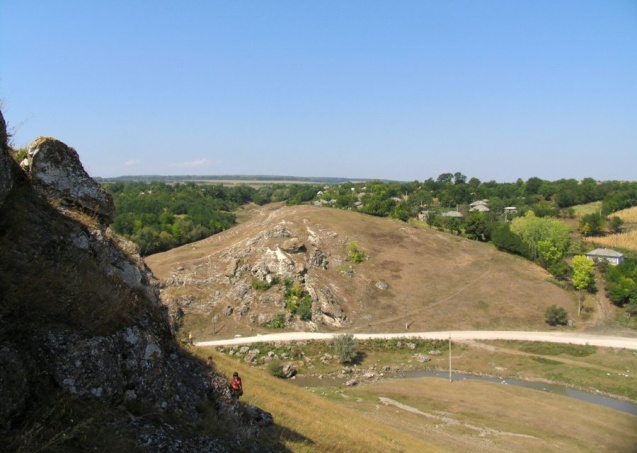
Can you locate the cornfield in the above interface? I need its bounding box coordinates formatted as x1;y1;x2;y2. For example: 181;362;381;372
611;206;637;224
586;229;637;251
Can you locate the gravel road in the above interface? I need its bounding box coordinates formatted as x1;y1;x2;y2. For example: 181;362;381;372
195;330;637;350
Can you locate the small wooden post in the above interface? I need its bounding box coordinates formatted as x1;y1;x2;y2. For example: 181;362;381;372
448;334;452;382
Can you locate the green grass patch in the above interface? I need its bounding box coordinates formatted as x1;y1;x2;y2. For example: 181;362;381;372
518;342;597;357
530;356;562;365
251;279;272;291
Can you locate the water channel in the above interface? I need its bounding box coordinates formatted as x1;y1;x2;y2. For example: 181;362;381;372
293;370;637;416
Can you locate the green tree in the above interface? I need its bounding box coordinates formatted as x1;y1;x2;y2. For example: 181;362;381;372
445;217;463;235
572;255;595;317
604;259;637;307
464;212;489;241
491;223;531;259
334;333;357;363
579;212;604;236
548;260;571;280
537;240;563;268
608;216;624;234
510;211;571;264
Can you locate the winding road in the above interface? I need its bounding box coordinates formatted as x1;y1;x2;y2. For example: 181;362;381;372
195;330;637;350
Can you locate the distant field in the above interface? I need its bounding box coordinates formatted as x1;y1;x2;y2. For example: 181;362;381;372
97;174;374;185
572;201;602;217
188;179;321;187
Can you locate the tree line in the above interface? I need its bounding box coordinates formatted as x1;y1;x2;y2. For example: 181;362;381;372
104;181;324;255
105;174;637;258
104;174;637;321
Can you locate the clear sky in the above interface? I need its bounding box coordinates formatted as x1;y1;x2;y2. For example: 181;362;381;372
1;1;636;182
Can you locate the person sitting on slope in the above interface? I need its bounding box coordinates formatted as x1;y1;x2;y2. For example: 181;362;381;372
229;371;243;397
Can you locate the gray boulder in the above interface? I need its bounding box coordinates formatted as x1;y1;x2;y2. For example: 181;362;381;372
27;137;115;225
414;353;431;363
281;362;297;379
281;237;305;253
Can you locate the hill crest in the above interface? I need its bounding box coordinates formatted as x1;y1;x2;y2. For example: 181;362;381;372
147;203;575;339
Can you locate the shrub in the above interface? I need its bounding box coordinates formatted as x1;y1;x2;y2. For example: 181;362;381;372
348;241;367;263
251;279;271;291
267;358;284;377
296;295;313;321
334;333;357;363
545;305;568;326
283;279;312;320
273;313;286;328
10;146;27;164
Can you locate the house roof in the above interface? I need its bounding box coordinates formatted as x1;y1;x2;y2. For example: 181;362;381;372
469;200;489;207
469;205;490;212
441;211;463;218
585;248;624;258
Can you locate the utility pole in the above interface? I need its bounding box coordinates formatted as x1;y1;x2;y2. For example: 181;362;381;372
448;334;452;383
211;310;218;335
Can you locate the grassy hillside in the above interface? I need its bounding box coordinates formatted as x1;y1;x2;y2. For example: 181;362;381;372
201;344;637;453
147;203;579;342
204;349;442;452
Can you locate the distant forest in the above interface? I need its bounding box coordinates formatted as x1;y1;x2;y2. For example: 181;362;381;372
105;181;323;255
104;173;637;257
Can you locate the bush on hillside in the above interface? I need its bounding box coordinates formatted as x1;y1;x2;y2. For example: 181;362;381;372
334;333;357;363
545;305;569;326
267;358;284;378
251;279;272;291
348;241;367;263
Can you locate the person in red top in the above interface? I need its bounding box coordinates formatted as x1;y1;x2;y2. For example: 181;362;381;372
230;372;243;397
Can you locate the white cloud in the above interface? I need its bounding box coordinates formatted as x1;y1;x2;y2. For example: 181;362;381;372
124;159;141;167
171;158;209;168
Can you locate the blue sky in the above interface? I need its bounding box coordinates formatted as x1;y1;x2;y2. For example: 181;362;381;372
1;1;636;182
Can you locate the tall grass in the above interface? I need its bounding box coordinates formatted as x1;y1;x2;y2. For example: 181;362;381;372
572;201;602;217
206;349;442;452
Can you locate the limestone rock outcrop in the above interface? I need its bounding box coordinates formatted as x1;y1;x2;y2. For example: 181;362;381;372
0;109;271;451
27;136;115;225
158;213;351;330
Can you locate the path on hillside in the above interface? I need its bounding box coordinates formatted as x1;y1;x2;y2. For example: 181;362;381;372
194;330;637;350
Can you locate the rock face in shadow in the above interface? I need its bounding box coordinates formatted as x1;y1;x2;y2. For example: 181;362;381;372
27;136;115;225
0;110;271;452
0;110;13;207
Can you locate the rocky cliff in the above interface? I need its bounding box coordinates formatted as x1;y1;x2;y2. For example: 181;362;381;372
0;110;271;452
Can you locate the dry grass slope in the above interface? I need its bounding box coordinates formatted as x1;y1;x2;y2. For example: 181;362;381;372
207;350;442;452
147;204;577;339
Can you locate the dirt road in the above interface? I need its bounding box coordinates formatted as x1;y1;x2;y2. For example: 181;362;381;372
195;330;637;350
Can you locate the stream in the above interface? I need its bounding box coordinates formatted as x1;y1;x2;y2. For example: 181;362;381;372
292;370;637;415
